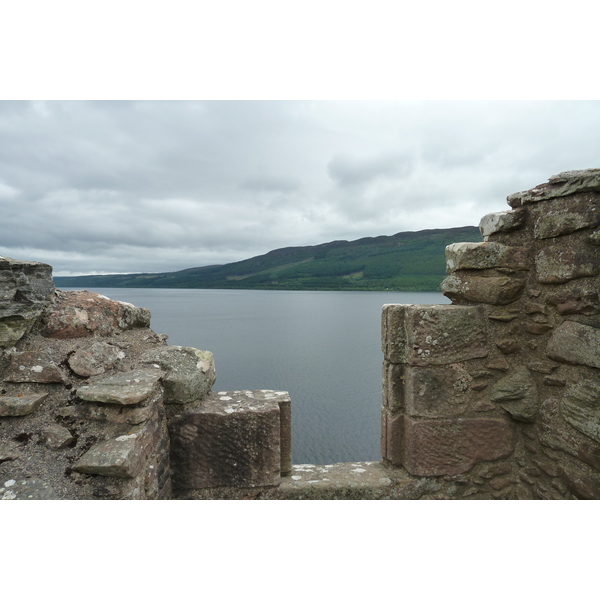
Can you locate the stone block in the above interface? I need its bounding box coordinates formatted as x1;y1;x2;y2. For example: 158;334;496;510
76;369;164;405
539;397;600;472
42;290;151;339
3;350;66;383
72;421;157;478
532;193;600;239
479;209;526;239
490;367;539;423
169;390;285;490
381;408;403;465
40;425;74;449
546;321;600;369
382;361;404;411
401;416;516;476
0;392;48;417
445;242;529;273
0;256;55;348
507;169;600;207
535;247;600;284
442;273;525;305
404;365;474;418
560;381;600;444
68;341;122;377
142;346;216;404
382;304;488;365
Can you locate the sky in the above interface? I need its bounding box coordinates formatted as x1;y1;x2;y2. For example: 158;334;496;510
2;100;600;276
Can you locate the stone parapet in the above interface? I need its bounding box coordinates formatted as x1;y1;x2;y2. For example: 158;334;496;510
382;169;600;499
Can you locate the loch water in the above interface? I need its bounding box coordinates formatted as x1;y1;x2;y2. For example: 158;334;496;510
65;288;448;464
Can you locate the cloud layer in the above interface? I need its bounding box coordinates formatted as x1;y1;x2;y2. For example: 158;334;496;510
2;100;599;275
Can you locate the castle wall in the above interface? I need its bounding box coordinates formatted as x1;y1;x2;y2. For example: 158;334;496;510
382;169;600;499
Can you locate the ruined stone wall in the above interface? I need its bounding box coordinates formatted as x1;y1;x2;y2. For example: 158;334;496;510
382;169;600;499
0;258;218;499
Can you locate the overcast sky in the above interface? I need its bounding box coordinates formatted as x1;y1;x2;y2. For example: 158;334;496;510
1;100;599;276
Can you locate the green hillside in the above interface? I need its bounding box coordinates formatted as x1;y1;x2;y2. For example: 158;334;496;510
53;226;481;292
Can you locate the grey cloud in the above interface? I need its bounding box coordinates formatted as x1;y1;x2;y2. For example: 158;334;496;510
1;100;600;276
327;152;414;186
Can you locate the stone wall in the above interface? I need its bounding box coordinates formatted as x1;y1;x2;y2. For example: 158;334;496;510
382;169;600;499
3;168;599;500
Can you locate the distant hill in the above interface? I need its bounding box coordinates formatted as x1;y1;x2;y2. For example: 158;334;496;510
53;226;481;292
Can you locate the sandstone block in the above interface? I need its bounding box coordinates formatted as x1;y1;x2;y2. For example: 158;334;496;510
42;290;151;339
0;392;48;417
382;361;404;411
445;242;529;273
68;341;122;377
546;321;600;369
532;194;600;239
40;425;74;449
560;381;600;444
382;304;488;365
490;367;539;423
169;390;286;489
535;248;600;284
507;169;600;207
76;369;164;405
441;273;525;305
381;409;403;465
3;350;66;383
142;346;216;404
72;422;156;478
401;416;516;476
404;365;475;418
539;397;600;472
479;210;526;239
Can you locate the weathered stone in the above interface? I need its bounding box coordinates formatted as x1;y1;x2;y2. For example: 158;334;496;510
561;381;600;444
535;248;600;284
142;346;215;404
0;441;21;462
42;290;151;339
496;338;520;354
524;322;553;335
479;209;527;239
39;425;74;449
72;422;155;478
532;194;600;239
507;169;600;207
445;242;529;273
486;357;509;371
539;397;600;472
527;360;557;374
590;229;600;245
169;390;284;489
490;367;539;423
441;273;525;305
57;402;157;425
0;256;55;348
382;361;404;411
546;321;600;369
76;369;164;405
404;365;475;418
381;409;403;466
401;416;516;477
547;288;599;316
382;304;488;365
0;393;47;417
543;376;566;387
3;350;66;383
0;478;58;500
68;341;122;377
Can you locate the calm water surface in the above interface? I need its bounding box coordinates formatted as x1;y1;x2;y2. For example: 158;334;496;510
66;288;448;464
